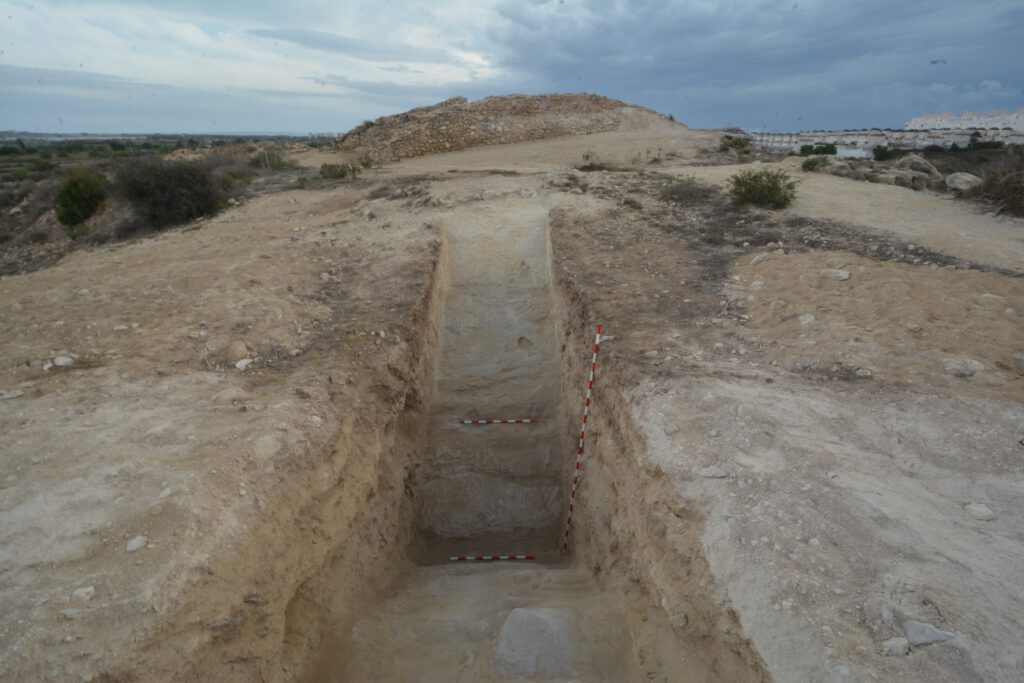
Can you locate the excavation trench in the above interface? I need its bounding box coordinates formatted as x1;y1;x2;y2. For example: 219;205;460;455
299;198;766;682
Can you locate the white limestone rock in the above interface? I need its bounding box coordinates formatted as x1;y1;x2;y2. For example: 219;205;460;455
965;502;995;521
945;172;983;192
902;620;954;646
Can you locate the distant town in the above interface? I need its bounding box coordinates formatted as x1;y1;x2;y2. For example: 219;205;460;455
749;107;1024;157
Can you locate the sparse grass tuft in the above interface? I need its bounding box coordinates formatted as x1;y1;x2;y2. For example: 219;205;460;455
659;175;716;204
320;163;362;180
575;150;622;172
728;169;798;209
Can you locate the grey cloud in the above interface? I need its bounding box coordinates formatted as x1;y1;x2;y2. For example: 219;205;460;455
484;0;1024;130
250;28;452;63
0;64;364;133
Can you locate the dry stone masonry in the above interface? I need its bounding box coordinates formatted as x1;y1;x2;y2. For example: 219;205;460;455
336;93;653;161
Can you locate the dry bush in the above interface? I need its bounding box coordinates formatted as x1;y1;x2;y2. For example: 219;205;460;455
659;175;716;204
728;169;798;209
801;156;829;172
719;135;753;154
971;147;1024;217
320;163;362;180
115;158;223;228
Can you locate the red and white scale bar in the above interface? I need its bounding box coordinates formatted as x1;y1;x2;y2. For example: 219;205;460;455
562;324;603;553
448;554;535;562
460;418;538;425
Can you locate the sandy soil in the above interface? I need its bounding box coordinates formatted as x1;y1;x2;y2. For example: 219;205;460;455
2;108;1023;682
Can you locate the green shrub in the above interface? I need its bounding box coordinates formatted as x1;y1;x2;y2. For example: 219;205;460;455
719;135;753;154
873;145;895;161
115;159;222;227
801;143;837;156
320;163;362;179
801;156;829;172
55;169;107;230
659;175;715;204
727;169;797;209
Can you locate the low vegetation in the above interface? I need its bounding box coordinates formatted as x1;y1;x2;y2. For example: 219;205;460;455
55;169;107;232
970;147;1024;216
801;156;829;172
872;145;896;161
727;169;798;209
659;175;716;204
576;150;622;172
800;143;837;156
719;134;753;154
115;159;222;228
320;163;362;180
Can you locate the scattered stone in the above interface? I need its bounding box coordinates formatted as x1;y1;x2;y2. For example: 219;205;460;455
53;356;74;367
699;466;728;478
227;341;249;362
235;358;254;371
799;314;816;327
113;324;129;332
751;253;771;266
72;586;95;602
9;206;23;216
227;197;238;206
944;172;983;192
881;637;910;656
944;358;984;378
902;619;954;646
494;607;577;677
854;368;873;378
126;535;147;553
60;609;83;620
158;487;172;499
0;389;25;400
965;502;995;521
820;268;851;281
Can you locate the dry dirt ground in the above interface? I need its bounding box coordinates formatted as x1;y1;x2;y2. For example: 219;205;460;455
1;110;1023;682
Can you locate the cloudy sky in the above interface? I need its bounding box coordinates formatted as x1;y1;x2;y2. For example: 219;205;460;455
1;0;1022;135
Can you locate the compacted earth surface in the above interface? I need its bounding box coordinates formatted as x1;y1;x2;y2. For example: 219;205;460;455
1;101;1023;682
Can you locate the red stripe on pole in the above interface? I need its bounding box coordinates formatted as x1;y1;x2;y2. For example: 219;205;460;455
562;324;602;553
448;554;535;562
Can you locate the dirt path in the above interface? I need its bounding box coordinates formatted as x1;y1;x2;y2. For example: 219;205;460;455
683;160;1024;272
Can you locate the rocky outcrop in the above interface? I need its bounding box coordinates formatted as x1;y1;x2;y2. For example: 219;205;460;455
337;93;661;162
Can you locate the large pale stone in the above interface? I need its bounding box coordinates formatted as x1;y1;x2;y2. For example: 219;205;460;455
494;607;577;677
945;172;983;191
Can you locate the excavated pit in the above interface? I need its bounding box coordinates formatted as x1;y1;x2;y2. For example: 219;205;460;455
299;197;766;682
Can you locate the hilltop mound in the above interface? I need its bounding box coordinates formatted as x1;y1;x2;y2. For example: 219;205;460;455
337;93;674;161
